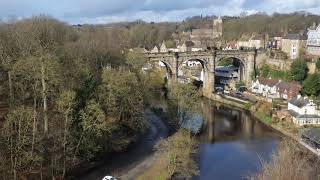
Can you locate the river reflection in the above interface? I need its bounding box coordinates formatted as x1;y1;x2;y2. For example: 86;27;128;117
197;100;280;180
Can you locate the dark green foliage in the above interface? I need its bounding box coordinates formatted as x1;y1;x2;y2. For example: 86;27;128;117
302;73;320;96
269;69;292;82
218;58;233;66
290;59;309;82
316;58;320;71
261;65;270;78
259;65;291;82
236;81;246;90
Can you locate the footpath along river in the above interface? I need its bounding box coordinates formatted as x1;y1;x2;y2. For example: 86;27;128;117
76;99;281;180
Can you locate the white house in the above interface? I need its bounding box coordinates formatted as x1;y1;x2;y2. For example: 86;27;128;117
251;77;302;100
307;24;320;56
151;46;159;53
288;95;320;126
160;41;168;53
168;48;179;52
182;60;201;67
251;77;279;98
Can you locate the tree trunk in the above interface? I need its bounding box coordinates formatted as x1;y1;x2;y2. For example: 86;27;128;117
8;71;13;105
41;61;48;137
73;134;83;164
31;96;37;156
62;114;68;177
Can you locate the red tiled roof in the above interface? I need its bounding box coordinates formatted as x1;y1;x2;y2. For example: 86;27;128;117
257;77;279;87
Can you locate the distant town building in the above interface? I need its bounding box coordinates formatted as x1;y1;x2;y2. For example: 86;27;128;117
273;37;283;50
307;24;320;56
302;128;320;151
160;41;168;53
172;17;223;47
191;44;207;52
191;29;213;40
212;16;223;38
183;60;202;67
288;95;320;126
224;41;237;50
251;77;279;98
281;34;307;59
178;41;195;52
168;48;179;52
215;65;239;85
237;35;265;49
251;77;302;100
151;46;159;53
275;81;302;100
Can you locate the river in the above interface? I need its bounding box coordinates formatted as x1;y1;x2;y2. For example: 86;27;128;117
195;100;280;180
76;99;280;180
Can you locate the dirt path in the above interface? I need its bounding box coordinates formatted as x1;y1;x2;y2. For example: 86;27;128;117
78;110;169;180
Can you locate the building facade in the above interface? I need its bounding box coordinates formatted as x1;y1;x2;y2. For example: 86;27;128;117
159;41;168;53
307;24;320;56
237;35;264;49
288;96;320;126
251;77;302;100
151;46;159;53
213;16;223;38
281;34;307;59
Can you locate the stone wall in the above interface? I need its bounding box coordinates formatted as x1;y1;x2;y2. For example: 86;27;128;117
307;62;316;74
265;58;292;71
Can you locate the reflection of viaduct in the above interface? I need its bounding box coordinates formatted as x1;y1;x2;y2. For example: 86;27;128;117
144;50;264;98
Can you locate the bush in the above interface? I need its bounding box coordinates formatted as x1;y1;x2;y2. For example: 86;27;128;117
250;140;319;180
138;130;198;180
244;103;252;110
255;111;273;125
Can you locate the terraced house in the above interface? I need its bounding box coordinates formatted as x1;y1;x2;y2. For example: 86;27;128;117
251;77;301;100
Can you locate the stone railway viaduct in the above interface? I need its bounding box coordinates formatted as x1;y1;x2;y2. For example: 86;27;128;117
144;50;265;98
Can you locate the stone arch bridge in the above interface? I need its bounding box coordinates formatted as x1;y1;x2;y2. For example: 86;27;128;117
144;50;263;98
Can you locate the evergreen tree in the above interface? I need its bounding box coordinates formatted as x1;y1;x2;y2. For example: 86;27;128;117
290;59;308;82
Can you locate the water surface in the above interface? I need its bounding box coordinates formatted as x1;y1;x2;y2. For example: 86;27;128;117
197;101;280;180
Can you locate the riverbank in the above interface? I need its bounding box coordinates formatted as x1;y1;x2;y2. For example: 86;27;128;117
210;93;318;156
137;130;198;180
70;109;169;180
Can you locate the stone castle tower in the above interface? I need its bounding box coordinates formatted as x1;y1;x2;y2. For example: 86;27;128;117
213;16;223;38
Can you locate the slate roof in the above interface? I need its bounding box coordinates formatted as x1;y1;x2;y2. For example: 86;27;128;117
302;128;320;145
283;34;307;40
289;110;320;119
251;35;264;40
289;96;310;108
276;81;302;94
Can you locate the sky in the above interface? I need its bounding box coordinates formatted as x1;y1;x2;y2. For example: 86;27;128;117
0;0;320;24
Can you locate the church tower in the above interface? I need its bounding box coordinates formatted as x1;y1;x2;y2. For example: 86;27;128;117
213;16;223;38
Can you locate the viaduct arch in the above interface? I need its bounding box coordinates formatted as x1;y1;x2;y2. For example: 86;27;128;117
144;50;261;98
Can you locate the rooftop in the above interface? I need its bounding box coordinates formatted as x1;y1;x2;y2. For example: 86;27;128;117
276;81;302;93
289;96;311;108
257;77;279;87
302;128;320;145
283;33;307;40
289;110;320;119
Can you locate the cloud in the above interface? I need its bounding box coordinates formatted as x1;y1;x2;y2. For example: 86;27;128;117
0;0;319;24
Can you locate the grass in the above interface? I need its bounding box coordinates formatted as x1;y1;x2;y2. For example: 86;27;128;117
244;103;252;110
255;110;273;125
